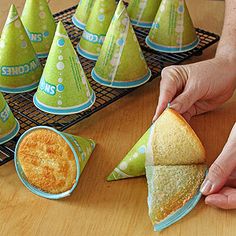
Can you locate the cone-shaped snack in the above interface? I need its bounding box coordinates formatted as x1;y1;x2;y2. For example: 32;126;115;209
0;5;43;93
92;0;151;88
146;0;199;53
127;0;161;28
33;22;96;115
72;0;95;30
146;164;207;231
0;92;20;144
21;0;56;58
14;126;96;199
107;108;206;181
77;0;116;60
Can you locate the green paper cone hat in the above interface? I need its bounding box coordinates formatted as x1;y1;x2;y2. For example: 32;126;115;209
14;126;96;199
107;108;206;181
92;0;151;88
0;5;43;93
72;0;95;30
77;0;116;61
21;0;56;58
127;0;161;28
146;0;199;53
0;92;20;144
33;22;96;115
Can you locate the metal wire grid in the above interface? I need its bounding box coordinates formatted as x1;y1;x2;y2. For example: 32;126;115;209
0;5;220;165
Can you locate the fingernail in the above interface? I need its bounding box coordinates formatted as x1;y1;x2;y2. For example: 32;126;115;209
200;179;213;195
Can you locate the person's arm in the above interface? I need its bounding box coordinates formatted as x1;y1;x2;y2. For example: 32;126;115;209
200;123;236;209
153;0;236;122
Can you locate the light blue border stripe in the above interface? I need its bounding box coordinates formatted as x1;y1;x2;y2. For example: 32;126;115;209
0;82;39;93
91;69;152;88
37;52;49;59
0;120;20;144
14;126;81;200
130;19;153;29
33;91;96;115
146;36;199;53
72;16;86;30
77;43;99;61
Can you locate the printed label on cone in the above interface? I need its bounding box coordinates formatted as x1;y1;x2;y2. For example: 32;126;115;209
0;5;43;93
0;92;20;144
34;22;96;115
146;0;199;53
21;0;56;58
92;1;151;88
77;0;116;60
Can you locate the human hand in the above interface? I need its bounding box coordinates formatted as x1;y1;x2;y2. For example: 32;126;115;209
200;123;236;209
153;57;236;122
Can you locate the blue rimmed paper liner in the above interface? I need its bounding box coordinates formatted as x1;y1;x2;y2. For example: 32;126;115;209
149;189;203;231
0;120;20;144
14;126;96;199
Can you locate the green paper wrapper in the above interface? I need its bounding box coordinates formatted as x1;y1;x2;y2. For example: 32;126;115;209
127;0;161;28
0;5;43;93
146;0;199;53
14;126;96;199
107;127;151;181
34;22;96;115
0;92;20;144
92;0;151;88
72;0;95;30
77;0;116;60
21;0;56;58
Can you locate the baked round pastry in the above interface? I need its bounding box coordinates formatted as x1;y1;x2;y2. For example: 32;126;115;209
17;128;77;194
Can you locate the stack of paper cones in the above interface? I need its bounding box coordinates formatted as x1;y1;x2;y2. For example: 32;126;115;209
92;0;151;88
77;0;116;60
72;0;95;30
0;92;20;144
146;0;199;53
21;0;56;58
33;22;96;115
127;0;161;28
0;5;43;93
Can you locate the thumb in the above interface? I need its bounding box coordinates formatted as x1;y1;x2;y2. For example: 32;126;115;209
200;123;236;195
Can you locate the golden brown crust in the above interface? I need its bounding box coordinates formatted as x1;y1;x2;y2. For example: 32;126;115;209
17;129;77;194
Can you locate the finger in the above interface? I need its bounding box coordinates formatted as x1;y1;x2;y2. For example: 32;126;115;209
226;178;236;188
153;67;181;122
201;124;236;195
181;105;198;122
205;187;236;209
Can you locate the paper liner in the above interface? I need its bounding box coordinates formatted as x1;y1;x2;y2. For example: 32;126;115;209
21;0;56;58
127;0;161;28
77;0;116;61
72;0;95;30
146;166;208;231
33;22;96;115
14;126;96;199
0;5;43;93
0;92;20;144
107;127;151;181
92;0;151;88
146;0;199;53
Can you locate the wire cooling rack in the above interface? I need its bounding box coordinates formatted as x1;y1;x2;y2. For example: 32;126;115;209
0;5;220;165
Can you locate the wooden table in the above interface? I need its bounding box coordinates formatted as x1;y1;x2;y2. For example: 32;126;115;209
1;1;235;236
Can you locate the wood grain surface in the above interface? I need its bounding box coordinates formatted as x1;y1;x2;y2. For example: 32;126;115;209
1;1;235;236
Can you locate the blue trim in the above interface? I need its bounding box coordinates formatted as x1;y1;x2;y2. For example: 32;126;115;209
0;120;20;144
33;91;96;115
91;68;152;88
130;19;153;29
72;16;86;30
37;52;49;59
76;43;99;61
14;126;81;200
146;36;199;53
0;81;39;93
